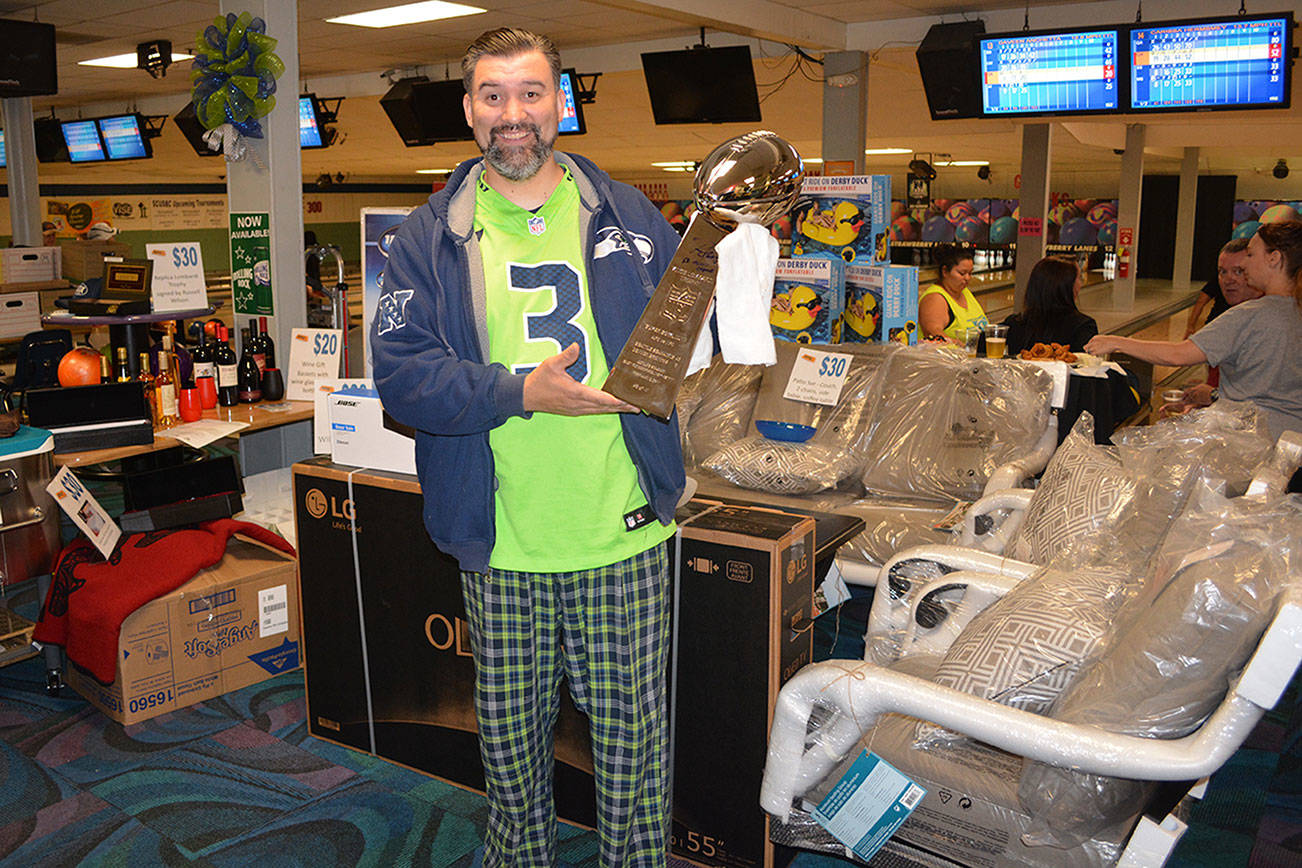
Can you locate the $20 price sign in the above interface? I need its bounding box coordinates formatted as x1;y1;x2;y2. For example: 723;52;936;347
286;328;344;401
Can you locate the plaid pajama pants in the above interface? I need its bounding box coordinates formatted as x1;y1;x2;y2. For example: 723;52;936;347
460;543;671;868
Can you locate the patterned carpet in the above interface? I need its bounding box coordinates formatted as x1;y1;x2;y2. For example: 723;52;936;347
1;578;1297;867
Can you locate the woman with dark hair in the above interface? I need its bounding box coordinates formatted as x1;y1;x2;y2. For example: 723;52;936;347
1001;256;1098;355
919;244;987;342
1087;221;1302;441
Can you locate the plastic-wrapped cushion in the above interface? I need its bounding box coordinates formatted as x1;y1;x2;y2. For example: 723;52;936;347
1006;414;1136;564
703;343;886;494
914;563;1137;751
859;347;1053;501
833;498;959;566
1018;494;1302;849
1113;399;1272;497
676;356;763;471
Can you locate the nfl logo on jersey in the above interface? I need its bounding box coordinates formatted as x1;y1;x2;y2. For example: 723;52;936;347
527;215;546;236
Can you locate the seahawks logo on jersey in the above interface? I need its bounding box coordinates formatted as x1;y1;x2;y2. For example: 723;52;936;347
592;226;654;264
376;289;415;335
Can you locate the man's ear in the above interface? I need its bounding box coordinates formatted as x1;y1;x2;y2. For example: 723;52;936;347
463;92;473;130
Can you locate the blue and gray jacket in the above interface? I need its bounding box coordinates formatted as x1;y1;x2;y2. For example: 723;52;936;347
371;152;686;573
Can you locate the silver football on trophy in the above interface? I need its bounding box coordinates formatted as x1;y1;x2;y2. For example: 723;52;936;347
694;131;804;227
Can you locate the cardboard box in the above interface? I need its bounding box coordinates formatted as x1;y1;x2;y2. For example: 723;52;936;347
792;175;892;266
0;292;42;339
328;383;417;475
843;263;920;345
293;461;819;863
672;503;815;868
771;256;845;344
58;239;131;281
66;536;301;725
0;246;60;283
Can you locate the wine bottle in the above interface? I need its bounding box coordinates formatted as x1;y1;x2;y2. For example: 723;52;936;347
248;318;266;374
137;351;158;427
191;326;215;383
237;326;262;403
259;316;276;369
161;332;183;388
99;353;112;384
156;349;179;428
214;325;239;407
114;347;132;382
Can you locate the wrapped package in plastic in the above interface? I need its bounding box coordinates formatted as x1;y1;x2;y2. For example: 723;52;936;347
1113;399;1272;497
1018;492;1302;849
860;347;1054;501
832;497;960;567
1005;414;1135;565
913;562;1139;752
703;343;889;494
676;356;763;471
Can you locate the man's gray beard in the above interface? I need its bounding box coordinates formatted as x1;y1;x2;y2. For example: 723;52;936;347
483;123;552;181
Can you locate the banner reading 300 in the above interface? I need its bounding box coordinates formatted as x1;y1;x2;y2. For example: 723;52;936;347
229;212;273;316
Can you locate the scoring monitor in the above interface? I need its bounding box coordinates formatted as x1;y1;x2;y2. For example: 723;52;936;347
1130;14;1292;110
981;29;1120;116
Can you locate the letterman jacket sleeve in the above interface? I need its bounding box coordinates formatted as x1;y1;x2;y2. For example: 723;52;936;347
371;208;528;436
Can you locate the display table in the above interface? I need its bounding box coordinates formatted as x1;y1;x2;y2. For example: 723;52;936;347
55;401;315;475
42;306;216;377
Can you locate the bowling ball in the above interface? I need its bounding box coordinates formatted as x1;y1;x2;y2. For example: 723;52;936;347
1049;201;1079;225
890;200;908;221
890;215;920;241
1232;220;1261;240
1097;220;1118;247
987;199;1011;221
1232;201;1258;225
1260;204;1300;224
1087;201;1118;226
921;215;956;242
1011;204;1020;221
989;215;1018;245
1073;198;1094;215
1059;216;1098;246
932;198;954;214
955;216;988;244
946;201;975;224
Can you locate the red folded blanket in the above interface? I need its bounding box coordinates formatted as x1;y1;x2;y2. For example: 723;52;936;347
34;519;295;685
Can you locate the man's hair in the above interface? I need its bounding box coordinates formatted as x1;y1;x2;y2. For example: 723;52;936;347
462;28;561;93
1220;237;1249;256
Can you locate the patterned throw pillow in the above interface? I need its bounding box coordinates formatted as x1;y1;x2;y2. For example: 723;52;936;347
703;437;855;494
914;563;1134;750
1006;414;1135;563
911;564;1135;754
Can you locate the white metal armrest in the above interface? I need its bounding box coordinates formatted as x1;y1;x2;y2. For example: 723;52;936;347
984;412;1059;493
896;570;1025;658
955;487;1036;551
762;592;1302;820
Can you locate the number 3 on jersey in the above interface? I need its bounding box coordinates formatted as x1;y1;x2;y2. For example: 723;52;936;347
508;262;590;382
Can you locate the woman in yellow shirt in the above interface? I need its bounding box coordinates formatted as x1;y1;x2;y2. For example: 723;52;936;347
919;244;988;342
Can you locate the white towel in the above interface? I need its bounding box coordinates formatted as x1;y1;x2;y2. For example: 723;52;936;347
685;219;779;375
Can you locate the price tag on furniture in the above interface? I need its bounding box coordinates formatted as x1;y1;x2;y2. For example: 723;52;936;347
783;349;852;406
146;241;208;312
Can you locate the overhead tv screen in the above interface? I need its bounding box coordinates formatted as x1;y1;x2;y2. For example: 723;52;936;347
1130;14;1292;111
980;28;1120;116
641;45;763;124
98;114;152;160
0;129;5;168
62;120;106;163
557;68;586;135
0;19;56;97
299;95;326;148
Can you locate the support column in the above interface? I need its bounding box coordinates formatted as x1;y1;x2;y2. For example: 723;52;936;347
220;0;305;363
821;51;867;174
2;98;42;247
1113;123;1146;309
1171;147;1200;291
1013;123;1052;312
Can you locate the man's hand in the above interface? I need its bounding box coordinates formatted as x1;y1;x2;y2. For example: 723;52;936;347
523;344;638;416
1084;334;1123;356
1182;383;1216;408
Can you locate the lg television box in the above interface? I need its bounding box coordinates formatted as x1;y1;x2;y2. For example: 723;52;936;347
792;175;891;265
771;256;845;344
66;536;301;725
843;264;919;345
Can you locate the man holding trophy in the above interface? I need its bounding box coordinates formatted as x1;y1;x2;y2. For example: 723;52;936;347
372;26;800;867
